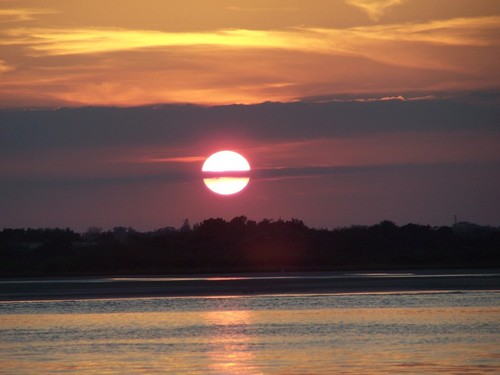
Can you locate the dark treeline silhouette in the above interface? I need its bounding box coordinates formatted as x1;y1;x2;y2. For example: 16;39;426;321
1;218;499;277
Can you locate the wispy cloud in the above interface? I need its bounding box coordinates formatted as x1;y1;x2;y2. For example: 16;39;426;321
142;156;206;163
2;27;294;56
347;16;500;46
252;161;490;181
226;6;298;13
0;8;57;23
3;15;498;56
0;59;14;73
1;11;498;106
345;0;407;21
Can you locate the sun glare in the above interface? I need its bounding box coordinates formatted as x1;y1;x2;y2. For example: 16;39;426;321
202;151;250;172
202;151;250;195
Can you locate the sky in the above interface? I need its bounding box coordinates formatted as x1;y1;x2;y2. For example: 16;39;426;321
1;0;499;231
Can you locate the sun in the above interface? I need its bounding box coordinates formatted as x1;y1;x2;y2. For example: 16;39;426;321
202;151;250;195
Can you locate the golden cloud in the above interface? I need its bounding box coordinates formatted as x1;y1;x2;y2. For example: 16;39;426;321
0;14;498;106
2;15;497;57
3;27;294;56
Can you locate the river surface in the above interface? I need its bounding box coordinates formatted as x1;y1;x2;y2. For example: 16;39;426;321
1;285;499;374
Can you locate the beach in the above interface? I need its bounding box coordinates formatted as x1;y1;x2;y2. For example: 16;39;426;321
1;269;499;301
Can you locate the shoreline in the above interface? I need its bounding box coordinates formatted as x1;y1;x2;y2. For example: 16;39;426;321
1;269;499;301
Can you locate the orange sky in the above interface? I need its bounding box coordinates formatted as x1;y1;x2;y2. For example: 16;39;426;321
1;0;499;107
1;1;500;230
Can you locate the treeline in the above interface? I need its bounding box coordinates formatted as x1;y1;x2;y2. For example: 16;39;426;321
1;217;499;276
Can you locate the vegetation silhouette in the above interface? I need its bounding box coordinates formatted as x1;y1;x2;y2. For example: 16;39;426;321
1;218;499;277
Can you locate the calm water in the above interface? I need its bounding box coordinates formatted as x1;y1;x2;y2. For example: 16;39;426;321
1;291;499;374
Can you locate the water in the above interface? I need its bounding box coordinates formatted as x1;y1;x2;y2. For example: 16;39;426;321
1;291;499;374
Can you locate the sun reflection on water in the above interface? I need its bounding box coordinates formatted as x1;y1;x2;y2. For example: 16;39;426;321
0;293;498;374
203;309;262;374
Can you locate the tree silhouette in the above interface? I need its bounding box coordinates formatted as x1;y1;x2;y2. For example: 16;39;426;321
0;219;498;276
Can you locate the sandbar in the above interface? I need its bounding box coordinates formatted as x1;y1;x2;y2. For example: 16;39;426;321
1;269;499;301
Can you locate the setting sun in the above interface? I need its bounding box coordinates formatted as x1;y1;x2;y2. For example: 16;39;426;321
202;151;250;195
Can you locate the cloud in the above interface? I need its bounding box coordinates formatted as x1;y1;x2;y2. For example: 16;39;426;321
1;100;498;153
226;6;298;13
0;59;14;73
252;160;500;182
3;15;498;56
0;15;499;106
0;8;57;23
4;159;499;190
347;16;500;46
1;101;499;195
2;27;294;56
141;156;206;163
345;0;406;21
